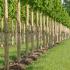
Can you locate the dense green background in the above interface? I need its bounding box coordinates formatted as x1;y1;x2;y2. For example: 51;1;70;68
0;0;70;27
63;0;70;16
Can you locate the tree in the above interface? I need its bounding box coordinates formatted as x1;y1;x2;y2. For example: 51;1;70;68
4;0;9;70
16;0;21;62
63;0;70;15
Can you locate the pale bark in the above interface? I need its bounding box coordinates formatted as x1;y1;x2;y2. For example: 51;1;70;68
48;17;52;48
1;18;4;31
50;18;53;47
42;15;45;48
55;22;58;43
16;0;21;62
36;11;39;49
31;9;34;51
12;20;14;46
54;20;56;44
52;19;55;45
45;16;48;48
25;4;29;54
57;23;59;43
4;0;9;70
46;16;49;48
40;12;42;49
59;23;61;42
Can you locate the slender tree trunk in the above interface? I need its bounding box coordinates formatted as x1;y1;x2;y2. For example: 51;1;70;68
38;12;40;49
58;23;60;42
1;18;4;32
46;16;49;48
57;23;59;43
31;9;34;51
16;0;21;62
50;18;53;47
4;0;9;70
60;24;62;41
64;26;66;40
40;12;42;49
42;14;44;48
48;17;52;48
56;22;58;43
36;11;39;49
63;25;65;40
64;26;65;40
52;19;54;45
59;23;61;42
1;18;4;47
12;20;14;46
69;29;70;38
45;16;47;48
53;20;56;44
42;15;45;48
25;4;29;54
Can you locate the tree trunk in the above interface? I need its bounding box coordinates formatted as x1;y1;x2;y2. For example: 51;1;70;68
31;9;34;51
39;13;43;49
12;20;14;46
36;11;39;49
46;16;49;48
4;0;9;70
16;0;21;62
1;18;4;31
25;4;29;55
50;18;53;47
53;20;56;44
42;15;45;48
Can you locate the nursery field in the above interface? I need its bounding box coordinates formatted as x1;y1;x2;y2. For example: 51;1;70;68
0;41;37;68
26;39;70;70
0;0;70;69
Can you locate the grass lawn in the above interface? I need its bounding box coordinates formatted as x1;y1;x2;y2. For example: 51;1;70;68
0;41;38;67
26;39;70;70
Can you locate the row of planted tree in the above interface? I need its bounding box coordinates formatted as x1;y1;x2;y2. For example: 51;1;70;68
0;0;70;70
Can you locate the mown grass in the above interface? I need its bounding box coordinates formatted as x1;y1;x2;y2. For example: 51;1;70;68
0;41;38;67
26;39;70;70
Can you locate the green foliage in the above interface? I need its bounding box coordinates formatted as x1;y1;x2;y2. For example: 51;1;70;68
0;0;70;28
0;0;3;17
28;0;70;28
8;0;16;18
26;39;70;70
63;0;70;16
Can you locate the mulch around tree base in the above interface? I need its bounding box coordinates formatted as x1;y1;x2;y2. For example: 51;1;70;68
1;47;48;70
